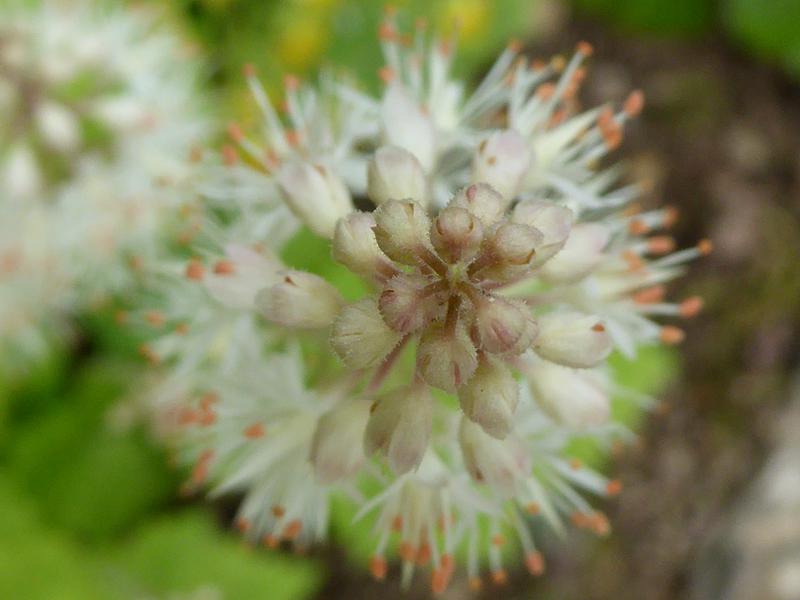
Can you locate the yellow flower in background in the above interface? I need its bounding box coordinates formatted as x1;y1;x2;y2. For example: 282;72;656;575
275;11;330;71
438;0;490;44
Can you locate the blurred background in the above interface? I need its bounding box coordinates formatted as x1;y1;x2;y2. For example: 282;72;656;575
2;0;800;599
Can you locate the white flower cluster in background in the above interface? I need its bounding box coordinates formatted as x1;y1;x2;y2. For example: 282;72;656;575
0;1;208;365
142;12;707;593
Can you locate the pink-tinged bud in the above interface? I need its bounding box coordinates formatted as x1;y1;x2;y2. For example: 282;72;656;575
256;270;343;329
276;161;353;239
478;222;544;282
449;183;507;227
416;324;478;393
372;199;431;265
473;296;538;355
511;200;574;264
368;145;428;206
204;244;283;309
533;313;612;368
473;130;532;200
364;385;432;474
310;398;372;484
522;359;610;429
331;298;403;368
332;212;388;278
379;274;439;333
430;206;484;263
539;223;609;283
458;355;519;439
458;417;528;496
381;84;436;172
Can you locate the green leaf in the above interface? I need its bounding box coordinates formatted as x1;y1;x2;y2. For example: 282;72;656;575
109;511;324;599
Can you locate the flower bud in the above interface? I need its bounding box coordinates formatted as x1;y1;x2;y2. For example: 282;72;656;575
332;212;388;279
379;274;440;334
331;298;403;368
458;417;528;496
478;222;544;282
539;223;609;283
381;84;436;172
276;161;353;239
449;183;507;227
205;244;283;309
511;200;573;264
430;206;484;263
416;324;478;393
256;270;343;329
533;313;612;368
372;199;431;265
310;398;372;484
367;145;427;207
458;355;519;439
522;359;610;429
472;130;532;200
364;385;432;474
473;296;538;355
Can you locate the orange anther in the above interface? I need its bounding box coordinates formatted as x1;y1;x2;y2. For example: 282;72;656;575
370;555;387;580
526;502;541;515
592;322;606;332
663;205;679;227
660;325;685;345
491;534;506;547
242;63;256;77
628;218;650;235
391;515;403;532
399;541;416;562
468;576;483;591
145;311;165;327
491;569;508;585
227;122;244;143
508;38;522;53
213;260;235;275
537;82;555;100
697;238;713;255
378;66;395;84
606;479;623;496
139;344;160;365
221;144;239;166
175;322;189;335
577;40;594;56
283;519;302;540
647;235;676;255
624;90;645;117
264;534;279;549
679;296;704;318
633;285;666;304
272;505;285;518
284;74;300;91
244;422;266;439
525;551;545;576
417;543;431;565
236;518;251;533
285;129;301;146
569;457;583;470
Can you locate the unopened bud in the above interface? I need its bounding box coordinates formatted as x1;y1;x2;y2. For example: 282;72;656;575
522;359;610;429
368;145;427;206
458;355;519;439
449;183;507;227
277;161;353;239
478;222;543;281
331;298;403;368
458;417;528;495
533;313;612;368
332;212;388;279
539;223;609;283
416;324;478;393
511;200;574;264
379;274;440;333
473;296;538;354
364;385;432;474
473;130;532;200
372;199;431;265
256;270;343;329
310;398;372;484
381;84;436;172
430;206;484;263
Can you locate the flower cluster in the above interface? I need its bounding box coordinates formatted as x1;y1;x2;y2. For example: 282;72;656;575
0;1;207;365
144;12;706;593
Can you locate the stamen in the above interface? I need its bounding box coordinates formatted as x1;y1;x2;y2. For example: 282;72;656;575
525;551;545;576
370;555;388;580
243;422;265;439
679;296;703;318
660;325;685;345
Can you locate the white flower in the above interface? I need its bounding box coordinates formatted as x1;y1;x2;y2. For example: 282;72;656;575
143;13;706;594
